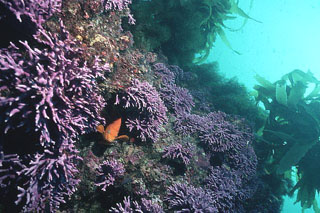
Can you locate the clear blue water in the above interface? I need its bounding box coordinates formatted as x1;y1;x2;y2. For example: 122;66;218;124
206;1;320;212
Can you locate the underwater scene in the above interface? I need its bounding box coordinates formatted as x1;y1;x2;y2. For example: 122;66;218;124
0;0;320;212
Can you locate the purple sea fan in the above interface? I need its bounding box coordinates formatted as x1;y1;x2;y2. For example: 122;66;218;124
166;183;218;213
115;79;168;142
15;143;81;212
110;196;164;213
0;0;62;27
95;158;125;191
0;22;106;148
162;141;195;165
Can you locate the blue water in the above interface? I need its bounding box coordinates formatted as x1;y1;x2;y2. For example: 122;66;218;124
206;1;320;212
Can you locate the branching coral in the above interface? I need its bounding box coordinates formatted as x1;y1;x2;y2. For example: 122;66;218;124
16;143;81;212
0;154;25;193
103;0;132;11
199;112;248;153
95;158;125;191
115;79;168;142
165;183;218;212
0;1;263;212
110;196;164;213
205;166;240;210
174;111;248;153
0;0;62;27
154;63;195;115
162;141;195;166
101;0;135;24
0;11;107;211
226;145;257;181
0;21;106;149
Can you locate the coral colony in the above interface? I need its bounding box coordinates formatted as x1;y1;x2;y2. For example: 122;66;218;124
95;159;125;191
0;0;263;212
115;79;168;142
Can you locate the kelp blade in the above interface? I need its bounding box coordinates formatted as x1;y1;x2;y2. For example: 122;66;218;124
277;140;317;174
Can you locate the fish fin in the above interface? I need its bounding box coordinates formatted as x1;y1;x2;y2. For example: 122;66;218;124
96;125;105;133
116;135;129;142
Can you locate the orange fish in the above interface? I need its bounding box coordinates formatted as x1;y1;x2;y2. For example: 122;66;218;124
97;118;129;143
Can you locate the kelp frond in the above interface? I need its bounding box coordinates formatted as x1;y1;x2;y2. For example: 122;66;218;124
255;69;320;210
229;0;261;23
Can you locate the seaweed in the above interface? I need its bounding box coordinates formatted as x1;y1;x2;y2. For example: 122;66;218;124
127;0;258;66
254;69;320;210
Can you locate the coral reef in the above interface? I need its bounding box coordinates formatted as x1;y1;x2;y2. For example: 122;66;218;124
0;1;107;211
0;24;106;149
0;0;264;212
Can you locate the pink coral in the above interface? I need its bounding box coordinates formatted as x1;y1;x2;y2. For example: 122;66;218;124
103;0;132;11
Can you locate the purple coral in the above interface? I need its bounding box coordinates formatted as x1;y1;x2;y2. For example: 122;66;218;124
205;166;241;211
15;143;81;212
162;141;195;165
0;0;61;27
154;63;195;115
101;0;135;24
226;146;258;181
166;183;218;213
95;159;125;191
159;84;195;115
0;154;25;193
175;112;246;153
110;196;164;213
0;20;107;211
102;0;132;11
205;164;257;212
199;112;245;153
115;79;167;142
167;65;196;84
174;113;209;135
190;89;213;113
0;22;106;149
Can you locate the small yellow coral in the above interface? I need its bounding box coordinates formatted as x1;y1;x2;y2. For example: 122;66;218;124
90;34;107;46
